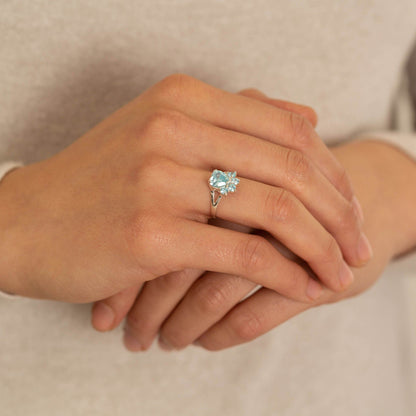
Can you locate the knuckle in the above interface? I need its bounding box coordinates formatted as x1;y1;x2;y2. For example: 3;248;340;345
126;311;155;335
333;165;353;198
125;212;166;274
236;236;271;274
140;107;187;139
238;88;263;97
160;329;184;350
302;106;318;126
192;281;231;315
153;73;195;104
315;236;340;265
337;202;357;233
161;72;194;88
284;149;312;189
263;188;295;223
231;309;264;342
287;111;314;148
285;265;304;294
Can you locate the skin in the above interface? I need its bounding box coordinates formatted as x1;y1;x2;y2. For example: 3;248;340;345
0;74;370;305
112;138;416;352
90;89;416;352
0;74;371;303
192;139;416;350
93;88;334;336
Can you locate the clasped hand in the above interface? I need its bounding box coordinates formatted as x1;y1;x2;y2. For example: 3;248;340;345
0;74;373;351
87;74;373;350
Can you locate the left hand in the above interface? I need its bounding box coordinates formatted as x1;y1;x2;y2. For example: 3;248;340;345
89;89;336;340
117;137;416;351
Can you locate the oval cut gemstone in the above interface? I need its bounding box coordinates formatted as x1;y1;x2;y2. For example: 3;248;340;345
209;169;239;195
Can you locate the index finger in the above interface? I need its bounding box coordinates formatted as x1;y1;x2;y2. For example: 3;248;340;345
237;88;318;128
150;74;355;202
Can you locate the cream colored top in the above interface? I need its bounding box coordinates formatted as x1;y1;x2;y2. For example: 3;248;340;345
1;1;416;415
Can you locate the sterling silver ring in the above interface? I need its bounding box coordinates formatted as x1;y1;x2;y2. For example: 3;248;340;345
208;169;240;218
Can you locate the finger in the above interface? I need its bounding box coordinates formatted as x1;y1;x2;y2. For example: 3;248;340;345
153;117;368;266
123;220;251;352
139;217;323;303
170;167;353;292
158;230;305;350
157;271;257;350
122;268;202;352
91;284;142;332
194;286;335;351
151;74;354;202
238;88;318;127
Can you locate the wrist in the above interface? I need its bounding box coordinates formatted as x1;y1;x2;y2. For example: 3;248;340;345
331;139;416;260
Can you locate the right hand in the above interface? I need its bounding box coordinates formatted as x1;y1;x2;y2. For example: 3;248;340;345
0;74;371;303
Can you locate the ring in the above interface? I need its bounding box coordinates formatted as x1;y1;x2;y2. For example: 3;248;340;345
208;169;240;218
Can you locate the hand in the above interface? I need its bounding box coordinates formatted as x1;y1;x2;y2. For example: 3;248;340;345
0;74;367;304
139;139;416;351
88;87;370;349
91;90;330;333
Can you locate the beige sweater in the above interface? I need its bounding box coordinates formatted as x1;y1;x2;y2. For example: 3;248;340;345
1;1;416;415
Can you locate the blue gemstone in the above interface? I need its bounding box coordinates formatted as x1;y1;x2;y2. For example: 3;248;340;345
209;169;239;196
209;170;228;188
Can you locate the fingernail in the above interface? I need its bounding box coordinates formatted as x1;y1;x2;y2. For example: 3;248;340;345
92;302;115;331
123;327;143;352
158;336;174;351
357;232;373;263
339;260;354;289
352;196;365;222
306;278;323;301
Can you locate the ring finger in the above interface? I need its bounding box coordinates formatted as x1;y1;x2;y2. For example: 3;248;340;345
169;166;354;292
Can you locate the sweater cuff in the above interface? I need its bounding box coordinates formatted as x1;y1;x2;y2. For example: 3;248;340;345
0;161;24;300
353;130;416;163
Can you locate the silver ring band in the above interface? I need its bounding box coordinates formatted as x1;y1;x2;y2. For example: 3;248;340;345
208;169;240;218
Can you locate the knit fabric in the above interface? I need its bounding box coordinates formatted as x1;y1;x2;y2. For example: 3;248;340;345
0;1;415;415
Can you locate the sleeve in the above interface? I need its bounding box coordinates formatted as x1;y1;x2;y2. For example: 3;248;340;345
0;161;24;299
353;46;416;163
